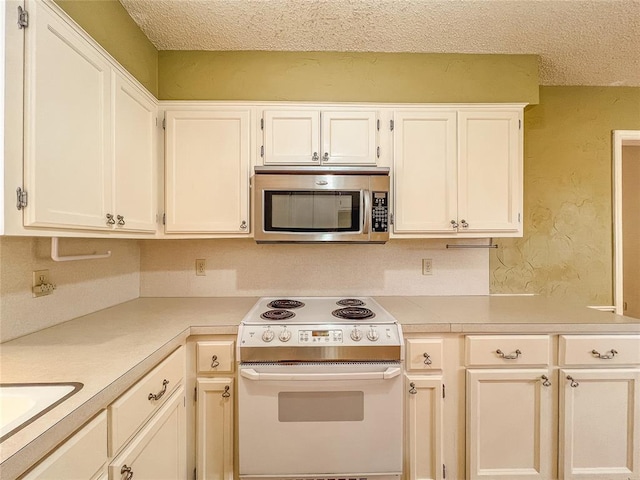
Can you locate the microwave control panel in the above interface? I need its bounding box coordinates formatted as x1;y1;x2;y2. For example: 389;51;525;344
371;192;389;232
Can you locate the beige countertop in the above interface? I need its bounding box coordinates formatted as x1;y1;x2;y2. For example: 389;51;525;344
1;295;638;479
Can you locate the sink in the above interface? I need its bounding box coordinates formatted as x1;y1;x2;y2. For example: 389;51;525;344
0;383;83;442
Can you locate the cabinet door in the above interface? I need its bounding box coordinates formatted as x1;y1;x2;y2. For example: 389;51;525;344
196;378;234;480
406;376;444;480
393;111;457;233
457;110;522;233
263;109;320;165
466;369;554;480
112;74;157;232
109;386;186;480
21;411;107;480
165;110;250;233
23;0;112;229
321;111;378;165
560;368;640;480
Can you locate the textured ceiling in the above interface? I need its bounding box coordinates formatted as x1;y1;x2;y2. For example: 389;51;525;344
119;0;640;86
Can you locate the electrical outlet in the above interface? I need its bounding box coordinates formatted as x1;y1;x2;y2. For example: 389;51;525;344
195;259;206;276
422;258;433;275
32;269;56;297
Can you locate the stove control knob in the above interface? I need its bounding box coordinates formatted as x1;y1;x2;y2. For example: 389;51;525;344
262;328;275;343
350;328;363;342
278;327;292;342
367;328;379;341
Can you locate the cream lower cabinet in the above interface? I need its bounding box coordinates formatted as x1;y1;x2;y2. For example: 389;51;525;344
20;411;107;479
392;106;523;237
466;369;555;480
164;109;251;234
109;386;186;480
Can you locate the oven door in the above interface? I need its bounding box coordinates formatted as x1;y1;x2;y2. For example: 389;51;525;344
238;362;402;479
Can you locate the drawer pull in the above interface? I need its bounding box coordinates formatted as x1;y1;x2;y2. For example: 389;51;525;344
121;465;134;480
222;385;231;398
496;348;522;360
148;379;169;401
541;375;551;387
423;352;432;365
566;375;579;388
591;348;618;359
211;355;220;368
409;382;417;394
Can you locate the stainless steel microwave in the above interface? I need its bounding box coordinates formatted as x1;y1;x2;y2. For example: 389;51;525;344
253;166;390;243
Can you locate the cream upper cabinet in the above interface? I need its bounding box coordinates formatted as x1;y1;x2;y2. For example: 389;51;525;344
164;109;251;234
392;106;523;237
262;109;379;165
22;0;157;233
23;0;112;230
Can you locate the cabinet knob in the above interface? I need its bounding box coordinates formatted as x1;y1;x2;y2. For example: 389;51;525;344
222;385;231;398
121;465;134;480
106;213;116;225
450;220;459;229
312;152;319;162
409;382;417;394
541;375;551;387
117;215;125;226
566;375;579;388
211;354;220;368
423;352;432;365
240;220;247;230
460;219;469;228
323;152;330;162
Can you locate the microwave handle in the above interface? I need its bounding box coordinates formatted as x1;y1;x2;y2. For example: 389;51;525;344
362;189;371;235
240;366;401;381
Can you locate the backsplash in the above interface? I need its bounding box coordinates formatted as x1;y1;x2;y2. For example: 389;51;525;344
139;238;489;297
0;237;140;342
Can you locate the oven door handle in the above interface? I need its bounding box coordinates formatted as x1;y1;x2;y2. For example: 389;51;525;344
240;366;401;381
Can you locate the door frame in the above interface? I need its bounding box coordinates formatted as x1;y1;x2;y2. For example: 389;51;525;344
612;130;640;315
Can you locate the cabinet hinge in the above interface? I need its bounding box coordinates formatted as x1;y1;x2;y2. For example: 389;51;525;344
390;119;394;131
624;301;628;311
16;187;28;210
17;6;28;29
376;119;380;131
390;213;394;225
377;146;380;158
162;213;166;225
260;118;264;130
519;119;522;130
442;384;446;399
443;464;446;479
162;117;166;130
260;145;264;157
194;386;197;402
518;213;521;223
193;467;197;480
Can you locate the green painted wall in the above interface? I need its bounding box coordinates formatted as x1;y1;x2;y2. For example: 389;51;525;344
54;0;158;96
158;51;539;104
491;86;640;305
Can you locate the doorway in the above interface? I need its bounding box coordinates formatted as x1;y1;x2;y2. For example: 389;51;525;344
613;130;640;318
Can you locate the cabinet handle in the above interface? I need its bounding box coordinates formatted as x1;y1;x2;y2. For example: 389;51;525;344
460;219;469;229
117;215;125;226
423;352;432;365
240;220;247;230
106;213;116;225
312;152;319;162
496;348;522;359
566;375;579;388
591;348;618;359
408;382;417;394
211;355;220;368
222;385;231;398
450;220;459;229
148;379;169;401
121;465;134;480
323;152;329;162
541;375;551;387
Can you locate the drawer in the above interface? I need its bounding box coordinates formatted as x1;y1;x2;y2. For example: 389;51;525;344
108;346;185;456
559;334;640;366
406;339;443;371
466;335;551;367
196;340;235;374
21;411;107;479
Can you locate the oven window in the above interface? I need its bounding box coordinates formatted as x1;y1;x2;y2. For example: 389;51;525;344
278;391;364;422
264;191;361;232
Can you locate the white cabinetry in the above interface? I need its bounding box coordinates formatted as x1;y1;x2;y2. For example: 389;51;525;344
262;109;378;165
21;0;157;233
164;109;251;234
194;340;235;480
392;106;523;237
465;335;554;480
20;411;107;480
559;335;640;480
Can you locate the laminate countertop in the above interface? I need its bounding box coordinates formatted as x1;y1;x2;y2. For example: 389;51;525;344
1;295;638;479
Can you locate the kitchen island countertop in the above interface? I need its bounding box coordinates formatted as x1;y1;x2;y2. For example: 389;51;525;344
1;295;638;479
